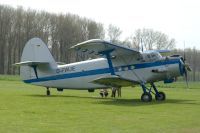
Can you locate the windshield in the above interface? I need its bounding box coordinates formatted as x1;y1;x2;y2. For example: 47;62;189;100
142;52;162;62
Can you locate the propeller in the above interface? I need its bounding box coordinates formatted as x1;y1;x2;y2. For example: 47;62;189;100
181;46;192;89
184;65;189;89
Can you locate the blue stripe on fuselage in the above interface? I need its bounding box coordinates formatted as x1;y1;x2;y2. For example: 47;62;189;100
23;59;180;83
24;68;110;83
134;59;178;69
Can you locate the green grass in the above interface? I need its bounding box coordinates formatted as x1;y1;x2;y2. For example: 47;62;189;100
0;76;200;133
0;74;20;81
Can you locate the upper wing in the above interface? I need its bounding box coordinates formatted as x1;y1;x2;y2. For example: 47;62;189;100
71;39;141;57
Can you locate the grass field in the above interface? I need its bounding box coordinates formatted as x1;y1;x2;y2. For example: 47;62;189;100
0;75;200;133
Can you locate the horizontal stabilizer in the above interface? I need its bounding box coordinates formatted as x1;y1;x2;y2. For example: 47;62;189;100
13;61;49;66
91;75;138;87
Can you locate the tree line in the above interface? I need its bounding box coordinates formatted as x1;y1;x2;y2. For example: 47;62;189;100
0;5;199;81
0;5;104;75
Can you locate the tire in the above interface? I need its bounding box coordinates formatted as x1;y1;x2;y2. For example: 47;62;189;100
47;90;50;96
155;92;166;101
141;93;152;102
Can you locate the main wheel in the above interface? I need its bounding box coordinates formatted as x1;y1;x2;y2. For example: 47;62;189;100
155;92;166;101
141;93;152;102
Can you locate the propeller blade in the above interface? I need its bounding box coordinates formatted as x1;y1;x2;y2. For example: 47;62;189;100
184;69;189;89
184;63;192;71
183;42;189;89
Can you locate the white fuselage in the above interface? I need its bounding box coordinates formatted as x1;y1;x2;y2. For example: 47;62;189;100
23;57;182;89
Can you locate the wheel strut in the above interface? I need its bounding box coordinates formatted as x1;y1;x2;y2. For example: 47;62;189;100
151;83;166;101
140;83;152;102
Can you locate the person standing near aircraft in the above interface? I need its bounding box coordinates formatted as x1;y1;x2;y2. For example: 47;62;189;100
111;87;121;98
111;87;116;98
99;89;108;98
117;87;121;97
104;89;108;97
99;89;104;97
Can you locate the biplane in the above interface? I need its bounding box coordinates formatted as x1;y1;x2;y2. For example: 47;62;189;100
15;38;191;102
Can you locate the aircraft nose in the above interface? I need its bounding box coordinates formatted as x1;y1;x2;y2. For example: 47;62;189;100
178;56;192;88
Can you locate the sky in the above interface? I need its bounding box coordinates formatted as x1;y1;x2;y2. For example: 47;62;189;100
0;0;200;49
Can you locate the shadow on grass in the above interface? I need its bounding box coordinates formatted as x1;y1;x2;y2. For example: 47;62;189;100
25;94;199;107
94;99;199;107
25;94;105;100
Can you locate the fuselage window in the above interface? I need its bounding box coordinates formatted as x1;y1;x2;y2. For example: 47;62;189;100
130;65;135;70
124;67;129;71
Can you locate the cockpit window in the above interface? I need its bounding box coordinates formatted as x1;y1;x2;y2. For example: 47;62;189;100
151;54;156;58
142;52;162;62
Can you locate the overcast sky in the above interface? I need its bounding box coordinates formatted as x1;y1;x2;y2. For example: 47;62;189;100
1;0;200;49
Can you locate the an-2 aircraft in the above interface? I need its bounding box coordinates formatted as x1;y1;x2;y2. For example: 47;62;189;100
15;38;191;102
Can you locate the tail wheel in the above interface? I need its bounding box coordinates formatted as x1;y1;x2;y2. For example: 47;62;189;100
155;92;166;101
47;90;50;96
46;88;50;96
141;93;152;102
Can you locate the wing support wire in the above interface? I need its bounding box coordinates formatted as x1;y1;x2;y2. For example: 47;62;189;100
99;49;115;75
117;51;145;84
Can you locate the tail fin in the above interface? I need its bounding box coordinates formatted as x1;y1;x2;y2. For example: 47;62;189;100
15;38;57;80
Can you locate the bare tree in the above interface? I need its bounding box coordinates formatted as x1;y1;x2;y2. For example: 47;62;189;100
107;24;122;43
133;28;175;50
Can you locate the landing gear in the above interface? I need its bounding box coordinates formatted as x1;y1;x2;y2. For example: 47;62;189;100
140;83;166;102
46;87;50;96
155;92;166;101
141;93;152;102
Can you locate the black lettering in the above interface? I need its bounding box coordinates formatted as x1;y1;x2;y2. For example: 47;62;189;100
56;66;76;74
71;66;75;71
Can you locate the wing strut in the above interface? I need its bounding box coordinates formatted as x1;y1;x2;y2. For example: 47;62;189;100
31;65;39;79
99;49;115;75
